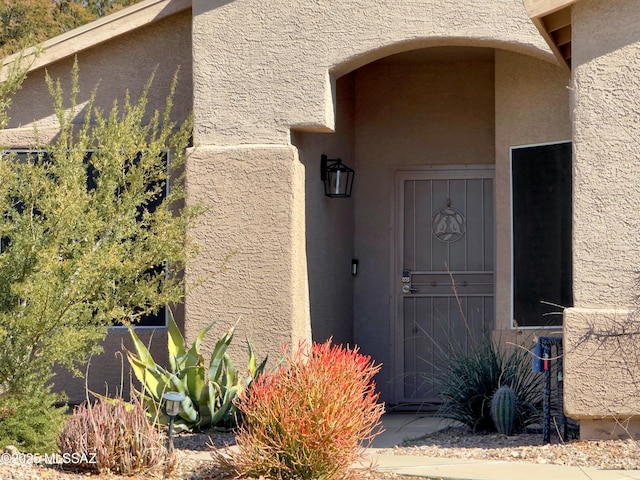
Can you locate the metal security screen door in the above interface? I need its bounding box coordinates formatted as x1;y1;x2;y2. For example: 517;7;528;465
394;168;495;404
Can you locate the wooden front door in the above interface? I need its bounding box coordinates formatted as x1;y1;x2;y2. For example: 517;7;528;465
394;167;495;405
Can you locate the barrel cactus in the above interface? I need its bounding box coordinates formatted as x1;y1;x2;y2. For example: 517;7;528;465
490;385;516;435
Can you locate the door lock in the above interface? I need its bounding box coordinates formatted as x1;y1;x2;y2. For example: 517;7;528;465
402;269;411;283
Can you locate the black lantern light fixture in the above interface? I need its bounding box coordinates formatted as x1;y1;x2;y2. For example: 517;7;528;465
162;391;185;453
321;154;354;198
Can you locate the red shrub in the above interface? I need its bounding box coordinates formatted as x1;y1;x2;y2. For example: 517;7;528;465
215;340;384;479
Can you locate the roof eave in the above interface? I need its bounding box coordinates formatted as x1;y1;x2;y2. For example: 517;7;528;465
523;0;581;72
1;0;191;79
523;0;580;19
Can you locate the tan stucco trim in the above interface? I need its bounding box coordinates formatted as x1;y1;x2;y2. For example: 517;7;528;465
0;126;59;147
1;0;191;79
564;307;640;420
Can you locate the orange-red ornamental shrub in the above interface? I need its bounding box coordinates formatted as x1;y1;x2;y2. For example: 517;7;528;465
215;340;385;480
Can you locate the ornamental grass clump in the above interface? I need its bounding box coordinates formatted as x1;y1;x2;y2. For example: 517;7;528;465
215;340;385;480
437;333;543;433
58;394;172;476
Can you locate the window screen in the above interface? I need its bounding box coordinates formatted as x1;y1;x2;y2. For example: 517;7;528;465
511;142;572;327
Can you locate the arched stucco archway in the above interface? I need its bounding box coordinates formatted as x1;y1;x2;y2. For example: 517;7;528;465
292;43;570;406
191;0;558;146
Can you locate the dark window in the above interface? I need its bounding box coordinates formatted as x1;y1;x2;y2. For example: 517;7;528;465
134;304;167;328
511;142;573;327
1;150;168;328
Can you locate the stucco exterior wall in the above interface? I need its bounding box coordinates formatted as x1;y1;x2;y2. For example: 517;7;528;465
563;0;640;433
564;308;640;422
291;75;356;346
494;48;571;331
571;0;640;308
276;47;570;405
191;0;554;146
0;11;193;403
185;145;311;365
5;10;193;137
187;0;562;402
0;0;576;407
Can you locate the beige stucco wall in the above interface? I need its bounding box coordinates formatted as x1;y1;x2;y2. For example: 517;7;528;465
184;144;311;366
191;0;554;147
291;74;356;347
565;308;640;420
494;48;571;331
267;47;569;404
351;48;570;403
0;0;576;406
571;0;640;308
5;10;192;137
0;10;193;403
563;0;640;434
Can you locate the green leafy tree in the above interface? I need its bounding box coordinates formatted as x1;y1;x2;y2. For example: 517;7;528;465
1;0;141;57
0;0;52;57
0;60;199;452
83;0;139;18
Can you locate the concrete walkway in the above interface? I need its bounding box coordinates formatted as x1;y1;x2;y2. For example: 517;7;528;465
370;414;455;448
365;414;640;480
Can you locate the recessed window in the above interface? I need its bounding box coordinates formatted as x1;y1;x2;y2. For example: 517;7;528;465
1;149;168;328
511;142;573;328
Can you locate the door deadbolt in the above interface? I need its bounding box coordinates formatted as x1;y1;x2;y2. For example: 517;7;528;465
402;269;411;283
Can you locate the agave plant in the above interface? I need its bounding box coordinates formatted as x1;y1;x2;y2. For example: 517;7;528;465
124;311;267;432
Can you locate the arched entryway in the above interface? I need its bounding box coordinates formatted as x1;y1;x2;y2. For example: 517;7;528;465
294;44;570;407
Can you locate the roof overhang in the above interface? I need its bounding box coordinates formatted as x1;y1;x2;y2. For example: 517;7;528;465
1;0;191;80
522;0;581;72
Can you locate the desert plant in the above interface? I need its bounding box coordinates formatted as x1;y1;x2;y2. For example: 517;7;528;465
437;334;542;433
0;387;67;454
125;310;267;432
215;340;385;480
0;58;199;452
58;393;171;476
491;385;516;435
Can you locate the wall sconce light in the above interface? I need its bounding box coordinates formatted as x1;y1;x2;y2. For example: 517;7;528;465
321;154;354;198
162;391;185;453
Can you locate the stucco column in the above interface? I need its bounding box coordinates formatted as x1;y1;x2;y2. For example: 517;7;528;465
184;145;311;363
564;0;640;438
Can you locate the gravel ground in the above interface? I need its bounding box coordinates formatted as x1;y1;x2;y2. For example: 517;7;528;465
1;426;639;479
379;426;640;470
